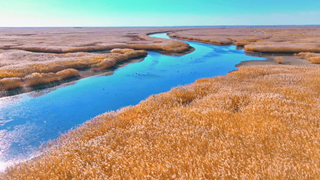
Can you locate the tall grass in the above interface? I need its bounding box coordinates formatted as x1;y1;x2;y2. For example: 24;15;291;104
0;77;23;90
296;52;320;64
0;49;147;89
244;44;320;53
168;27;320;53
2;65;320;179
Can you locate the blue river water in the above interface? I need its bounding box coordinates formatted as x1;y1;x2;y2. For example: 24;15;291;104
0;33;265;170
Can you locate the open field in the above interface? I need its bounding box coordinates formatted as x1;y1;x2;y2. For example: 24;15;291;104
1;65;320;179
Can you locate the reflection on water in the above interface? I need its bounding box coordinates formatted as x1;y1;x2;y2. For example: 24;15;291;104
0;33;265;171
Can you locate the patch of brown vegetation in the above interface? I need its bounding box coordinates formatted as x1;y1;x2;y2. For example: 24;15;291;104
24;72;60;86
296;52;320;64
2;65;320;179
168;27;320;53
244;43;320;53
55;69;81;80
0;77;23;90
0;69;80;90
274;57;283;64
0;49;147;89
0;28;190;53
93;49;147;70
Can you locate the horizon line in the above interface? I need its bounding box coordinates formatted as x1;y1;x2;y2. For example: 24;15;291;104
0;25;320;28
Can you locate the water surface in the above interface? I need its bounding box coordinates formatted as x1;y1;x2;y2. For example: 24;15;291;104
0;33;265;170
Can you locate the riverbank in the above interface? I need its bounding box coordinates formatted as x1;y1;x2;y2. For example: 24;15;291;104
236;53;317;67
1;27;320;178
168;26;320;53
0;27;191;95
2;64;320;179
0;49;148;94
1;26;319;95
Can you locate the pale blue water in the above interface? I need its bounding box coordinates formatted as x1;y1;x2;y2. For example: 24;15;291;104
0;33;265;169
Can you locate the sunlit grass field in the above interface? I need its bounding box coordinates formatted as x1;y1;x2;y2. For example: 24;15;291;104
0;49;147;90
1;65;320;179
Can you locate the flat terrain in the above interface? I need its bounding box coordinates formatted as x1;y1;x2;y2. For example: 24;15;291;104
169;26;320;53
1;26;320;178
1;26;319;92
0;28;193;92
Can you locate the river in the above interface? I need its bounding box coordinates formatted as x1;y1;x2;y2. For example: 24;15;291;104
0;33;265;171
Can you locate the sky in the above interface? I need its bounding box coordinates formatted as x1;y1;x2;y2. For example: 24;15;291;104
0;0;319;27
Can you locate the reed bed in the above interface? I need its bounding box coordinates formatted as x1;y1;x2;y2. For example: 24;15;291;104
2;65;320;179
0;28;191;54
168;32;233;45
0;68;80;90
0;49;147;89
169;27;320;53
244;43;320;53
296;52;320;64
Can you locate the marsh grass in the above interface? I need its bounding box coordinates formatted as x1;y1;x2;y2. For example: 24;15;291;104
2;65;320;179
169;27;320;53
0;49;147;89
244;43;320;53
0;77;23;90
296;52;320;64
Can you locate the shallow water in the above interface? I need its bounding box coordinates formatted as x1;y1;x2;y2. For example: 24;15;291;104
0;33;265;171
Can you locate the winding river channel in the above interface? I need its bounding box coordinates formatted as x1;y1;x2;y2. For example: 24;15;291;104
0;33;265;170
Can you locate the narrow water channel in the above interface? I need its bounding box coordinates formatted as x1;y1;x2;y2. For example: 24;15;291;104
0;33;265;170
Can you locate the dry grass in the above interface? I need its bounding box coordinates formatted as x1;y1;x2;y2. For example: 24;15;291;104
0;77;23;90
168;32;233;45
110;48;135;54
0;49;147;89
24;72;60;87
0;69;80;89
56;69;80;80
244;43;320;53
310;57;320;64
23;69;80;87
296;52;320;64
2;65;320;179
0;28;191;53
274;57;283;64
168;27;320;53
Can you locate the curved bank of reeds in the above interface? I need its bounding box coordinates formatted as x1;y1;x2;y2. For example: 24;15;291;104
0;49;147;90
2;65;320;179
6;33;190;54
168;27;320;54
295;52;320;64
168;32;234;45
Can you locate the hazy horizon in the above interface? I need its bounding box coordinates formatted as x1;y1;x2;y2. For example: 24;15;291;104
1;25;320;28
0;0;319;27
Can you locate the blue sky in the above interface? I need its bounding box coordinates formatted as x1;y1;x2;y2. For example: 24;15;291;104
0;0;319;27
